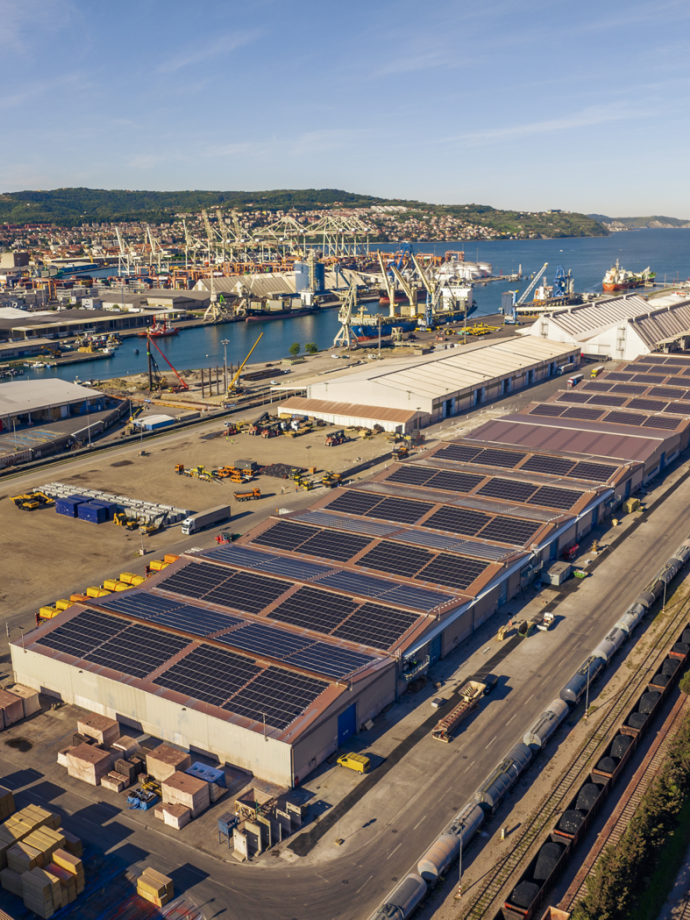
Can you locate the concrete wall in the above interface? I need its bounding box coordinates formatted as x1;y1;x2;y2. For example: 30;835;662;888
11;648;294;786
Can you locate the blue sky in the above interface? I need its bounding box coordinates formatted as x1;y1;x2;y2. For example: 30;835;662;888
2;0;689;216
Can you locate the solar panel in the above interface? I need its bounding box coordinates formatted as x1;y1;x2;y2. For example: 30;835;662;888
664;376;689;387
268;586;357;632
666;401;690;415
364;496;433;524
296;529;371;562
605;372;634;381
393;528;509;560
205;571;289;615
566;461;616;482
650;387;687;399
217;622;311;658
633;374;665;384
384;584;453;610
530;404;566;417
422;506;490;536
37;609;127;659
155;645;261;708
257;556;334;580
157;562;231;600
427;470;485;493
355;540;430;577
224;666;327;730
326;491;382;516
604;411;645;427
315;570;394;599
582;382;613;392
293;511;398;537
435;444;482;463
85;623;189;679
417;553;489;590
385;467;435;486
251;521;315;552
479;517;541;545
470;448;526;468
102;593;242;637
288;643;375;679
556;392;590;403
527;486;583;510
610;384;647;396
477;478;537;502
521;455;575;476
643;416;680;429
562;407;605;420
586;394;627;407
201;544;279;568
627;398;667;412
332;603;419;650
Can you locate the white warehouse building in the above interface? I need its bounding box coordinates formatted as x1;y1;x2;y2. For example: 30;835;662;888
277;337;579;432
519;294;690;361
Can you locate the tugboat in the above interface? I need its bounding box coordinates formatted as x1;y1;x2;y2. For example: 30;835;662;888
602;260;656;292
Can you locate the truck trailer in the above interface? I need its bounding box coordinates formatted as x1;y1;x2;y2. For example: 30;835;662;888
181;504;231;535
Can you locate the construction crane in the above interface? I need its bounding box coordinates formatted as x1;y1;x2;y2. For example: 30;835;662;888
145;225;163;271
115;227;133;275
146;335;189;392
552;265;572;299
517;262;548;306
227;333;263;395
377;251;418;317
412;253;440;327
333;282;359;350
376;251;399;318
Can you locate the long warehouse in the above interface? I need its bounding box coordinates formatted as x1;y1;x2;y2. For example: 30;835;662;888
11;352;690;786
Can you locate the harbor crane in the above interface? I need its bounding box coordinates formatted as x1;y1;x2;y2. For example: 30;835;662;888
228;333;263;395
333;282;360;350
412;253;441;328
517;262;548;305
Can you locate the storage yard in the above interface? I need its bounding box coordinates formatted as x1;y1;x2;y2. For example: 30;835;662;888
4;350;690;918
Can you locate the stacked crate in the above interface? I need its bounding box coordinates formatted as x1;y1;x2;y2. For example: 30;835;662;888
0;786;15;822
76;714;120;746
0;805;55;869
137;868;174;907
0;690;24;729
161;772;209;819
66;743;113;786
145;745;191;781
5;685;40;718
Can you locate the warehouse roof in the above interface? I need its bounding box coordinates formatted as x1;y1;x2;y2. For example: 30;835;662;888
0;379;103;415
278;396;420;424
309;337;576;402
194;267;373;298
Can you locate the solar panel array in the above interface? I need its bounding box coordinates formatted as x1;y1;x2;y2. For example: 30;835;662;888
385;466;485;493
355;539;490;590
37;609;127;659
434;444;526;468
158;562;289;615
252;520;371;562
326;491;433;524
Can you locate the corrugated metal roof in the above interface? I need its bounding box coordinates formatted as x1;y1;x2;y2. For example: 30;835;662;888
278;396;420;423
194;267;367;298
0;379;103;415
538;295;651;339
633;302;690;347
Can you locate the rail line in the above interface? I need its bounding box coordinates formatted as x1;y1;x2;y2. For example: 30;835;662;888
457;581;690;920
560;691;690;910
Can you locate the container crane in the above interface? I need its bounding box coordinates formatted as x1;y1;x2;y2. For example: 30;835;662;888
377;251;400;318
517;262;548;305
333;282;359;350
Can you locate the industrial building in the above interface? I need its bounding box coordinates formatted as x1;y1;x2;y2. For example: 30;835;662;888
277;337;580;431
0;379;106;429
194;266;370;299
520;293;690;359
12;353;690;788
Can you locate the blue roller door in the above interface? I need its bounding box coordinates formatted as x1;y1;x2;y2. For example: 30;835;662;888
338;703;357;745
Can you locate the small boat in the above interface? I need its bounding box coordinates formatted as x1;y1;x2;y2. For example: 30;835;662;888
137;317;178;337
134;348;139;354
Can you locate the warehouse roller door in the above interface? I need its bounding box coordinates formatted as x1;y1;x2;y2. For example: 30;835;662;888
338;703;357;746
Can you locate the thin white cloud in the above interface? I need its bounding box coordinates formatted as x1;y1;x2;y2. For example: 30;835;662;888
0;0;74;50
157;31;259;73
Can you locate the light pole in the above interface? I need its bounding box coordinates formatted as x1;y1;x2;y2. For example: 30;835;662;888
584;657;591;719
221;339;229;392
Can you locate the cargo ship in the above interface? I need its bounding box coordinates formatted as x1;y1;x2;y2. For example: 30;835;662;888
352;318;417;340
245;304;318;322
602;260;656;292
138;318;178;337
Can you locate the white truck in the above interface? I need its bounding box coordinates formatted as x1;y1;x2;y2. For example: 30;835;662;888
181;504;231;535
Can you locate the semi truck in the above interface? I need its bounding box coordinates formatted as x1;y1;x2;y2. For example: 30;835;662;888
181;504;231;535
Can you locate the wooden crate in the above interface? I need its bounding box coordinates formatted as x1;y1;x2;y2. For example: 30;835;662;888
0;690;24;727
145;744;191;781
66;743;113;785
6;684;40;718
101;772;129;793
0;867;22;896
112;735;140;758
58;829;83;858
76;713;120;746
162;804;192;830
161;772;209;818
52;849;84;895
8;841;41;874
0;786;15;821
22;867;58;919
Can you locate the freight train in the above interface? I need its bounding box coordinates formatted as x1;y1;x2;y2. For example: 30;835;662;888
369;540;690;920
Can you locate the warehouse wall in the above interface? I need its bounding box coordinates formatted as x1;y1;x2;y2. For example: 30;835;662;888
292;666;396;783
11;648;294;786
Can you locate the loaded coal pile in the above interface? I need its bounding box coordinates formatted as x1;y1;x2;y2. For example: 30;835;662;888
557;810;586;835
509;881;540;910
626;712;647;730
533;841;564;881
652;672;672;688
672;642;690;656
611;735;633;759
663;658;681;677
575;782;603;813
596;756;618;774
639;690;661;714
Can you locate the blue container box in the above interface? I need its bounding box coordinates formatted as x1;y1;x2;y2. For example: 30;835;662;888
77;502;107;524
89;500;117;521
186;762;226;787
55;498;82;517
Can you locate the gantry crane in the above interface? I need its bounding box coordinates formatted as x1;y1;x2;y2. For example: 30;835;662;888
333;282;360;350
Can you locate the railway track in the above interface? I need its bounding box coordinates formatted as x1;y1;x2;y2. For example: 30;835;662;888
560;692;690;910
457;581;690;920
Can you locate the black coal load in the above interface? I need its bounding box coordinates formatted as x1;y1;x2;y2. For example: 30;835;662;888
557;810;586;835
575;783;602;813
639;691;661;714
681;629;690;644
663;658;681;676
596;756;618;774
611;735;633;759
626;712;648;730
672;642;690;656
533;842;564;881
652;672;671;688
510;881;540;910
